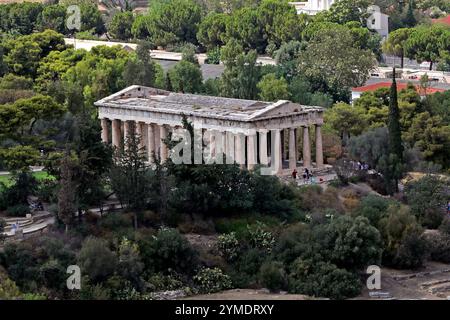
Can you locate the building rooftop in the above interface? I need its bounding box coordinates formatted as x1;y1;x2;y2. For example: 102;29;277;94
432;14;450;26
352;81;447;95
95;85;323;122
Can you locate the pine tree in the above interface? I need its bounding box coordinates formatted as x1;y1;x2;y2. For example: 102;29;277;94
109;122;149;229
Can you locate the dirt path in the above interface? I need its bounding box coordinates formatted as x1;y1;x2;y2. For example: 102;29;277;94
185;289;310;300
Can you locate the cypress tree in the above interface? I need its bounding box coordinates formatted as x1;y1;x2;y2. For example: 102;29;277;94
386;69;404;193
388;69;403;161
404;0;417;28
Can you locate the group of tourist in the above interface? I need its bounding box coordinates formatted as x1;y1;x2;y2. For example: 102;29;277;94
292;168;321;184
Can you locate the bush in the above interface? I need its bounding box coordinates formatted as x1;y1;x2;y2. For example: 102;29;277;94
139;228;198;275
392;231;428;269
0;242;39;290
229;248;267;288
0;218;5;243
353;194;392;227
146;272;184;292
324;215;382;271
205;47;220;64
36;179;58;203
193;267;232;294
273;223;320;266
214;215;280;237
98;213;133;232
259;261;287;292
6;204;30;217
288;259;361;299
247;222;275;253
38;259;66;291
378;204;427;269
439;216;450;235
425;232;450;263
217;232;239;262
77;237;117;283
0;173;38;209
296;185;343;213
0;267;22;299
404;175;449;228
117;238;144;287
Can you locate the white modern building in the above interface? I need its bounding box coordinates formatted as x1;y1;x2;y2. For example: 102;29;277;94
289;1;389;38
289;0;335;15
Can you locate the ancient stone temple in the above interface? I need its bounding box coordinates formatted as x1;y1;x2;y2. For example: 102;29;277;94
95;85;324;175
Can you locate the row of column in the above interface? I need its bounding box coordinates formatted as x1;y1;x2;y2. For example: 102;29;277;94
101;119;324;173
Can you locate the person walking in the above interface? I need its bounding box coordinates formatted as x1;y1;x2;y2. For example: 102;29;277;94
292;168;298;180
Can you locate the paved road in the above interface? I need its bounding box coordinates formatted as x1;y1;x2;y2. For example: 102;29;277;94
0;166;44;176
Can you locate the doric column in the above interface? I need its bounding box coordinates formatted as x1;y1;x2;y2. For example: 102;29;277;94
273;129;283;174
302;126;311;168
209;130;216;158
235;133;245;169
101;118;109;144
259;130;269;166
154;124;161;159
147;123;155;163
136;122;145;150
123;121;130;142
289;128;297;170
315;124;324;169
112;119;121;149
221;131;226;159
160;124;168;163
226;132;235;164
247;133;257;170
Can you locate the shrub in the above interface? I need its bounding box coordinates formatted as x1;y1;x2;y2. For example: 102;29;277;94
217;232;239;262
146;272;184;292
229;248;267;288
117;238;144;287
0;267;22;299
273;223;320;265
259;261;287;292
177;214;215;234
0;218;5;243
296;185;343;213
392;231;428;269
324;215;382;271
77;237;117;283
404;175;449;228
288;259;361;299
439;216;450;235
193;267;232;294
6;204;30;217
139;228;198;275
378;204;427;269
0;242;39;290
0;173;38;209
38;259;66;291
98;213;133;232
353;194;392;227
205;47;220;64
247;222;275;253
425;233;450;263
36;179;58;203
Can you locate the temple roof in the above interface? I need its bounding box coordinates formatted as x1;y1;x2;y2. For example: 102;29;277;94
95;85;323;122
